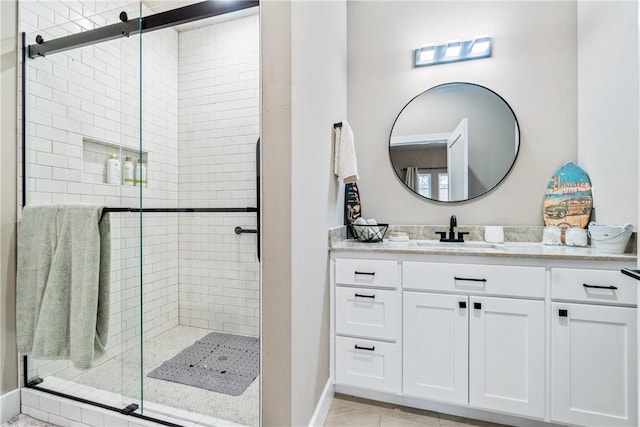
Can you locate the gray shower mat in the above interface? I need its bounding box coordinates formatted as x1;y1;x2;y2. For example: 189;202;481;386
147;332;259;396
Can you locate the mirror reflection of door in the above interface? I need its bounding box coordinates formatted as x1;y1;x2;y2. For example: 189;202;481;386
390;133;449;200
447;118;469;200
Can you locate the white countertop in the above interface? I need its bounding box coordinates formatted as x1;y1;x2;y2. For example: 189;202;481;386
330;239;637;262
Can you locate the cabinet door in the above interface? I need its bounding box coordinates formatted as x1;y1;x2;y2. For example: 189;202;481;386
551;302;637;426
469;296;544;419
403;292;468;405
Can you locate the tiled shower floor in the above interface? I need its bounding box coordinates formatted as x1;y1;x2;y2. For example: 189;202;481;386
36;326;259;426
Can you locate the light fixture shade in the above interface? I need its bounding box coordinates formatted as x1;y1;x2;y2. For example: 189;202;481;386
414;35;493;67
444;39;462;58
470;35;492;56
418;44;436;62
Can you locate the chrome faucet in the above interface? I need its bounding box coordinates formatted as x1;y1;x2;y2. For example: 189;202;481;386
436;215;469;242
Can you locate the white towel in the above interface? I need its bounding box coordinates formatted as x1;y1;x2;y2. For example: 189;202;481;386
333;121;359;183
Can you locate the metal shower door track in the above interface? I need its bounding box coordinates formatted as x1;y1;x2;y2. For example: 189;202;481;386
28;0;259;59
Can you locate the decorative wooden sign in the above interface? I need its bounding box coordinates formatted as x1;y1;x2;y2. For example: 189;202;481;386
543;161;593;228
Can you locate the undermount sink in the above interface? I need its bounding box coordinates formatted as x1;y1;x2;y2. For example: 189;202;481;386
415;240;504;250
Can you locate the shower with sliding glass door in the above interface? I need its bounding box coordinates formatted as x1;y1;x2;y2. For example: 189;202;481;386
18;1;260;426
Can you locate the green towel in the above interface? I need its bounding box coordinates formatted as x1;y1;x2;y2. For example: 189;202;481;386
17;204;111;370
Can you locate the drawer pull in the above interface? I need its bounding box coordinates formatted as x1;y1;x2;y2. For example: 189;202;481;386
354;344;375;351
583;283;618;290
354;293;375;299
454;276;487;283
559;309;568;317
354;271;376;276
473;302;482;310
459;301;467;309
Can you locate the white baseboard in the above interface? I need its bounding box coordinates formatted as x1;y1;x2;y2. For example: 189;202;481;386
308;379;334;427
0;388;20;424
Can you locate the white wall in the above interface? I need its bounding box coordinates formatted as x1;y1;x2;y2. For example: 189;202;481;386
291;1;346;424
177;14;260;337
348;1;578;226
261;0;347;425
578;1;638;226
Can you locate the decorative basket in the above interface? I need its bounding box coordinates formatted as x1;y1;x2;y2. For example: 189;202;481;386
349;223;389;242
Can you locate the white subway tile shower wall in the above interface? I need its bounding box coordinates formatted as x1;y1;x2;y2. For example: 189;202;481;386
178;14;260;336
21;0;180;380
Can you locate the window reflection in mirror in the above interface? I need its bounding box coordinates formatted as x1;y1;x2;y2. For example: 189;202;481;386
389;82;519;202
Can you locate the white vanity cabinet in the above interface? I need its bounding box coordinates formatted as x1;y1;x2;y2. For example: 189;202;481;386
550;268;638;427
402;262;545;418
330;249;637;427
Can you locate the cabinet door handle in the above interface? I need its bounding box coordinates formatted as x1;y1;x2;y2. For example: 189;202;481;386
354;271;375;276
583;283;618;290
459;301;467;309
473;302;482;310
354;293;375;299
354;344;375;351
559;309;568;317
454;276;487;283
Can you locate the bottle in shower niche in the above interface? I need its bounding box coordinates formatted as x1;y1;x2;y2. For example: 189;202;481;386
106;154;121;184
123;156;135;186
135;159;147;186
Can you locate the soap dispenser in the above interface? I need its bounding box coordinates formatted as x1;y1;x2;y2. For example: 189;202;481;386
106;154;121;184
123;156;134;186
135;159;147;186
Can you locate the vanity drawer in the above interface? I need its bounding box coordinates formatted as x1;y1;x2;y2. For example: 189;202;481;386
403;262;545;298
551;268;637;306
335;287;400;341
335;258;400;289
335;336;401;393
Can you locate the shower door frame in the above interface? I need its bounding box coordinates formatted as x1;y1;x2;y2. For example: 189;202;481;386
19;1;260;426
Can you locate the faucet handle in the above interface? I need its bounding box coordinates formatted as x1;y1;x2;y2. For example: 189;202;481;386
457;231;469;242
435;231;447;241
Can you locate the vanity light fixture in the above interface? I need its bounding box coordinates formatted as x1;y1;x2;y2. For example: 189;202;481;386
414;35;493;67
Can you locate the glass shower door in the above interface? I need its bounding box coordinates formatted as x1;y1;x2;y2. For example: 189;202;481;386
115;4;144;414
20;1;260;425
20;0;144;415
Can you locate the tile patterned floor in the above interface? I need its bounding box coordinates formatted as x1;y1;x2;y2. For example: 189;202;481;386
1;415;56;427
324;394;511;427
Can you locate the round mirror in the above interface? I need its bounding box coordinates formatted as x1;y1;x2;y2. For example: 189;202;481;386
389;82;520;202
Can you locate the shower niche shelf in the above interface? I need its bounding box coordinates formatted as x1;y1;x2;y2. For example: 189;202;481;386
82;137;148;186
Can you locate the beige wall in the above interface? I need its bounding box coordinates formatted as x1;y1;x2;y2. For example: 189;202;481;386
261;1;292;425
577;1;638;225
348;1;578;226
261;0;346;425
0;0;18;396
